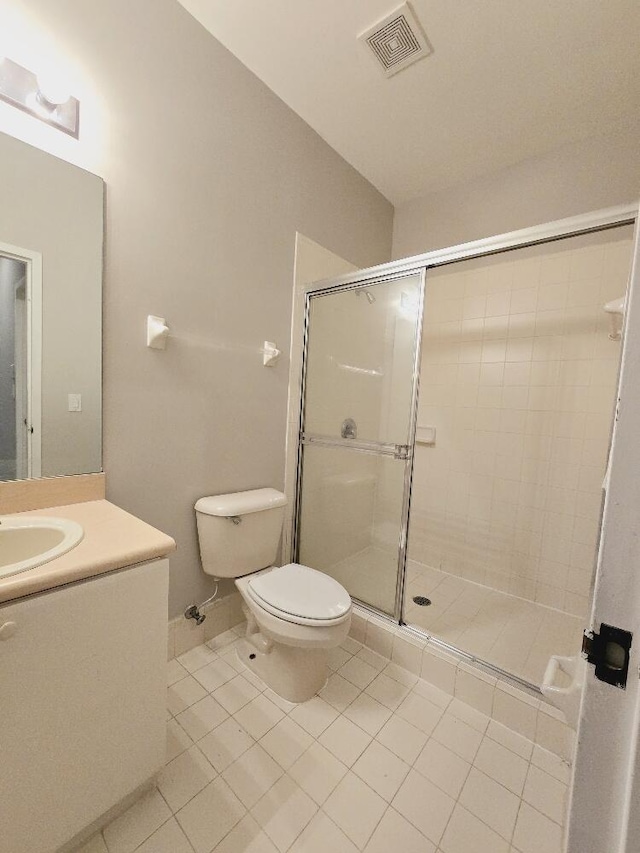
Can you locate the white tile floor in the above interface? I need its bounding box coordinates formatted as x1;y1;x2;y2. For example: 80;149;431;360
78;626;569;853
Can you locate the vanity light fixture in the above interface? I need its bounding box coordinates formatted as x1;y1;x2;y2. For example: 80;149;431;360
0;57;79;137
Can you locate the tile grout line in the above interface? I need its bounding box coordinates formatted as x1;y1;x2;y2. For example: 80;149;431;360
125;633;568;853
103;788;185;853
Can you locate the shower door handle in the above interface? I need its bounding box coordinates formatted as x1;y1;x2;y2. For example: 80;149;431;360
301;433;412;459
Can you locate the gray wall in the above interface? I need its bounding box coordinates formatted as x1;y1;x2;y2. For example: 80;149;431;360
393;126;640;258
1;0;393;616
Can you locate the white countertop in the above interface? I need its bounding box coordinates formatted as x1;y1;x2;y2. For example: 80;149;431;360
0;500;176;604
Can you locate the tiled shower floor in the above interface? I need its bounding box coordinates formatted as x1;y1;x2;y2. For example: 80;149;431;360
328;547;583;686
405;562;584;687
78;627;568;853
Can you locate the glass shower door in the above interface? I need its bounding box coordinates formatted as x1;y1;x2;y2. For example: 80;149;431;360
295;271;424;617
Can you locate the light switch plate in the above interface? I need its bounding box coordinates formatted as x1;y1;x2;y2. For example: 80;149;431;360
68;393;82;412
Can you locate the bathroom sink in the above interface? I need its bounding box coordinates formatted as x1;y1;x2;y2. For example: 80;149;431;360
0;516;84;579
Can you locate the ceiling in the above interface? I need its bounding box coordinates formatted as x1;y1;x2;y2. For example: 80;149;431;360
178;0;640;205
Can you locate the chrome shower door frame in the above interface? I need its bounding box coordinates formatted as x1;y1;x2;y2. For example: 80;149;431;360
291;202;637;648
292;268;426;622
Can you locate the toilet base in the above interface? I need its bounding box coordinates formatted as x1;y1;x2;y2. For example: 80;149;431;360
236;633;328;703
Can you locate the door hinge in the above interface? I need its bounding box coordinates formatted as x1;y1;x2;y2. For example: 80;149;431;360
582;623;633;689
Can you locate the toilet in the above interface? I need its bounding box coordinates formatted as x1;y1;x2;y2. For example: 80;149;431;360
195;488;352;702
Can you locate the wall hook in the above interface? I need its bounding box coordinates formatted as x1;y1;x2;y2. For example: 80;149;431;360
262;340;281;367
147;315;169;349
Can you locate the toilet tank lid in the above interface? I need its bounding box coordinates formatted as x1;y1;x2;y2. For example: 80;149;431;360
195;488;287;517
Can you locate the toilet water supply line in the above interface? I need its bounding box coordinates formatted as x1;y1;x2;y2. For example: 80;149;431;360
184;580;219;625
184;577;271;654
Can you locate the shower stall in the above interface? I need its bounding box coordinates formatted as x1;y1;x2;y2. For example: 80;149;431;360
291;205;637;690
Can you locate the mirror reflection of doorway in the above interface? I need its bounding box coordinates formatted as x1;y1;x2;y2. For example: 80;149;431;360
0;252;33;480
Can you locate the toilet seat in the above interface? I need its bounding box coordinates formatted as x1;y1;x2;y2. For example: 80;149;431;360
246;563;351;627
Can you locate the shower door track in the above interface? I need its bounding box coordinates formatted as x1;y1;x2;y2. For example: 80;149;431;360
307;204;636;288
353;599;543;697
291;202;638;695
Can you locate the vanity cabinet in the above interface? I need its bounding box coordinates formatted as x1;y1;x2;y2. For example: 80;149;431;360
0;559;169;853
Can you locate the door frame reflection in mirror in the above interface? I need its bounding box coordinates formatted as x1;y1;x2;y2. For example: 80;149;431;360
0;240;42;479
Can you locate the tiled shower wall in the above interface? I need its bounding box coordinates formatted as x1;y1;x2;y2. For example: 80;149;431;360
408;226;633;617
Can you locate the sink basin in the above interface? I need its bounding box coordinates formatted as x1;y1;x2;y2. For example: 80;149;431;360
0;516;84;579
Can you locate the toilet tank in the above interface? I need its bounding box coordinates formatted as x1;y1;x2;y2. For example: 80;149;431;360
195;488;288;579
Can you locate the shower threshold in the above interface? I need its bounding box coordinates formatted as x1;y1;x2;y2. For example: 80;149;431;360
405;561;584;688
326;547;583;690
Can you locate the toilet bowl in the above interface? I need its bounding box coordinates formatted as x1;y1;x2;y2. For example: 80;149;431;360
195;488;352;703
236;563;351;701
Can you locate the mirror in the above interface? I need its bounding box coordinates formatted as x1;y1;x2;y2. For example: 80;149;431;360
0;131;103;482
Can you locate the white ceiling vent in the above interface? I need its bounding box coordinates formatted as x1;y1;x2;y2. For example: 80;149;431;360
359;2;432;78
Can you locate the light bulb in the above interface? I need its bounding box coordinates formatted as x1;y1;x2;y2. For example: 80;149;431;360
36;71;71;106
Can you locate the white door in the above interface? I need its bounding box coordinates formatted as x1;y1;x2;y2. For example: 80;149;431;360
13;276;28;478
566;214;640;853
0;242;42;479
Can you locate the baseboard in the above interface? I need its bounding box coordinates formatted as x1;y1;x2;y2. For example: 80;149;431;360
63;778;156;852
167;591;244;660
